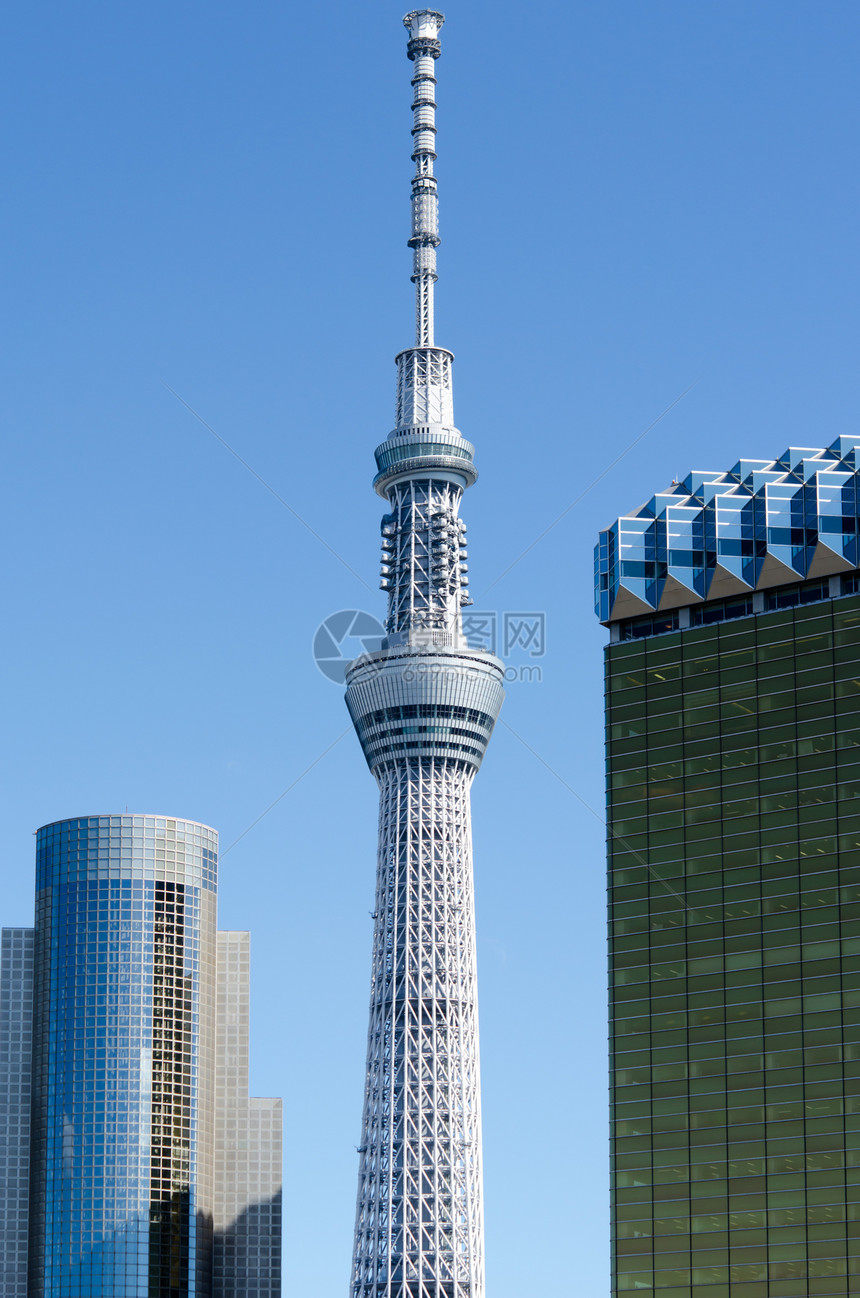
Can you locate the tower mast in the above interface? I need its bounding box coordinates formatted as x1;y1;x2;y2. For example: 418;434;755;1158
408;9;441;349
345;13;504;1298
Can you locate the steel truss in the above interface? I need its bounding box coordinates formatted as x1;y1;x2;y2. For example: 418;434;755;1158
381;480;468;640
351;759;482;1298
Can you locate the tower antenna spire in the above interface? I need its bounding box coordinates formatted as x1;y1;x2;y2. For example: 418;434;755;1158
404;10;445;346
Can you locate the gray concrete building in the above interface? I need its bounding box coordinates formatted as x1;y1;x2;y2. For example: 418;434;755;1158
214;931;282;1296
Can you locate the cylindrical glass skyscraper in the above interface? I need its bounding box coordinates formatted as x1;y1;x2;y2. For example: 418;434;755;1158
27;815;218;1297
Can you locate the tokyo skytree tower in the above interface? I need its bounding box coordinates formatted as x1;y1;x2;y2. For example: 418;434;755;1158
344;12;504;1298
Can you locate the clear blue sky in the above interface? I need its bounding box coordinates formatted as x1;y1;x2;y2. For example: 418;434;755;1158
3;2;859;1293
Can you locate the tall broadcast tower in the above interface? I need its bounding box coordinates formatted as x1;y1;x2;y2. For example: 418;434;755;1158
344;12;504;1298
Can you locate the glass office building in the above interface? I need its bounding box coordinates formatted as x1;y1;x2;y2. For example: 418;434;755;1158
0;927;34;1298
0;814;281;1298
596;440;860;1297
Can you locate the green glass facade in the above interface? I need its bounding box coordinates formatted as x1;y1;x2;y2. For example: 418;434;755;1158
607;592;860;1297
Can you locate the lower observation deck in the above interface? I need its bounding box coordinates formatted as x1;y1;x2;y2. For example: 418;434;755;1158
345;645;504;775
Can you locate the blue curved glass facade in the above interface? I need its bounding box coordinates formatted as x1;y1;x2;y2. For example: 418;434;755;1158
28;816;218;1298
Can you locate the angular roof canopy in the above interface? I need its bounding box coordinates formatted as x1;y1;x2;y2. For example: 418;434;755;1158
595;437;860;624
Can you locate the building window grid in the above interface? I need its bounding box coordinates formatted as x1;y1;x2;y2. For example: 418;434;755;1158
27;822;218;1297
607;595;860;1296
11;822;280;1296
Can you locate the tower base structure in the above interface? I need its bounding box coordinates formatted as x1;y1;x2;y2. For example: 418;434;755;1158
346;649;503;1298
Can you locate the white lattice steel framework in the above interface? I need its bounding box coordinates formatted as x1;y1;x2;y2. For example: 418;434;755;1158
344;13;504;1298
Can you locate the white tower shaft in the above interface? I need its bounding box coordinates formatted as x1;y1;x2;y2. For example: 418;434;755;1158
346;15;503;1298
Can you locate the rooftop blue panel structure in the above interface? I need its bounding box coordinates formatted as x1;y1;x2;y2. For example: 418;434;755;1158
595;437;860;624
